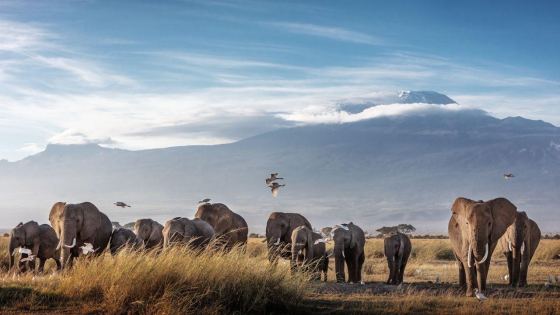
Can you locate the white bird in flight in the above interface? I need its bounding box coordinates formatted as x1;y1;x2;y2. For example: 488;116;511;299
268;182;285;197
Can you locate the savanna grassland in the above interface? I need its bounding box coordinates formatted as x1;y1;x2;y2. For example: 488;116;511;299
0;236;559;314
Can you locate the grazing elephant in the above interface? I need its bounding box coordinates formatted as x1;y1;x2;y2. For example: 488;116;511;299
498;211;541;287
110;228;141;255
194;203;248;249
265;212;312;262
291;226;329;281
383;232;412;285
162;217;215;249
331;222;366;284
448;197;517;297
49;202;113;268
8;221;61;272
134;218;164;249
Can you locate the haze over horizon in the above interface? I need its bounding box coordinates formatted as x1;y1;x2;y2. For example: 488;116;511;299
1;0;560;161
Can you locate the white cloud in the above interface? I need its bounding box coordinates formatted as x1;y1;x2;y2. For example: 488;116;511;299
17;142;44;155
278;103;470;124
269;22;383;45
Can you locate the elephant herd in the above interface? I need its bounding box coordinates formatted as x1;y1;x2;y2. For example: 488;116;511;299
6;196;542;298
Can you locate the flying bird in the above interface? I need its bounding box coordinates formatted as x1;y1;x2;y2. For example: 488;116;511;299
474;289;488;301
268;182;285;197
198;198;211;204
265;173;284;185
504;173;515;180
114;201;131;208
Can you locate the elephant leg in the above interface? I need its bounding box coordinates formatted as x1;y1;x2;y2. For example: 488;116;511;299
345;250;355;283
55;258;62;271
386;257;394;284
28;259;36;273
399;255;408;284
357;251;365;283
505;252;513;286
38;259;46;273
464;262;475;297
519;258;529;287
476;263;488;293
456;254;466;287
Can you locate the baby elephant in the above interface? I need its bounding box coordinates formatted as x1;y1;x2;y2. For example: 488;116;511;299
162;217;215;249
8;221;61;272
291;226;329;281
110;228;142;255
383;231;411;285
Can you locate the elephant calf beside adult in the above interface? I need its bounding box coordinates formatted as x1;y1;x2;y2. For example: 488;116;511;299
448;197;517;297
134;218;164;249
49;202;113;268
194;203;248;249
265;212;312;262
381;231;411;285
8;221;61;272
162;217;215;249
110;228;142;255
498;211;541;287
331;222;366;284
291;225;329;281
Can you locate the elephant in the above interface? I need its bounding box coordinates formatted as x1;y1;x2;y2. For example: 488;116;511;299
134;218;164;249
290;225;329;281
331;222;366;284
448;197;517;297
8;221;61;272
162;217;215;249
49;201;113;268
265;212;312;262
498;211;541;287
194;203;248;249
383;232;411;285
109;228;141;255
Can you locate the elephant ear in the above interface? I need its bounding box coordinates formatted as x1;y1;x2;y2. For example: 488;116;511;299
348;228;355;249
451;197;476;222
488;198;517;242
149;220;160;242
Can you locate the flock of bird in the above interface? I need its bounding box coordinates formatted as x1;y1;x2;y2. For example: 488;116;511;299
265;172;285;197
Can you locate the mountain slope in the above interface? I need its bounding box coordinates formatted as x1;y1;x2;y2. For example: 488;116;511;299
1;98;559;233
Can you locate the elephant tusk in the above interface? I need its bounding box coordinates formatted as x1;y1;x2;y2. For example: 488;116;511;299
314;239;327;245
508;240;513;252
521;242;525;254
342;250;345;258
274;238;281;245
476;243;489;265
56;240;62;251
467;244;472;268
11;249;17;256
63;238;77;249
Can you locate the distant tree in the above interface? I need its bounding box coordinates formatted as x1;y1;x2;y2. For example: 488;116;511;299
112;221;122;229
2;233;9;238
249;233;261;238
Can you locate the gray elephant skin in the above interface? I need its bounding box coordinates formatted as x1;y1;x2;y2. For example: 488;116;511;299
448;197;517;296
110;228;142;255
498;211;541;287
162;217;215;249
291;225;329;281
332;222;365;283
49;202;113;268
195;203;248;249
383;232;411;284
8;221;61;272
265;212;312;262
134;218;164;249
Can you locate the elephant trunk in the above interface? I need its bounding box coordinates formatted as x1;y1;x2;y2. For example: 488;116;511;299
334;243;345;283
291;242;302;271
60;221;77;268
8;235;16;270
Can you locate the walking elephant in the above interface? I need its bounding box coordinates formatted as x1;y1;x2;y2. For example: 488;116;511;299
134;218;164;249
110;228;141;255
291;225;329;281
265;212;312;262
49;202;113;268
8;221;61;272
331;222;365;284
162;217;215;249
498;211;541;287
382;231;411;285
448;197;517;297
194;203;248;249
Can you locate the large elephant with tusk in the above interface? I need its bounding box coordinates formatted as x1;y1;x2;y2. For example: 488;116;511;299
498;211;541;287
448;197;517;297
265;212;312;263
8;221;61;272
49;202;113;268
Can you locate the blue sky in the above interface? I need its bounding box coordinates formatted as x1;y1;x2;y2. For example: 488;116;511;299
1;0;559;160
